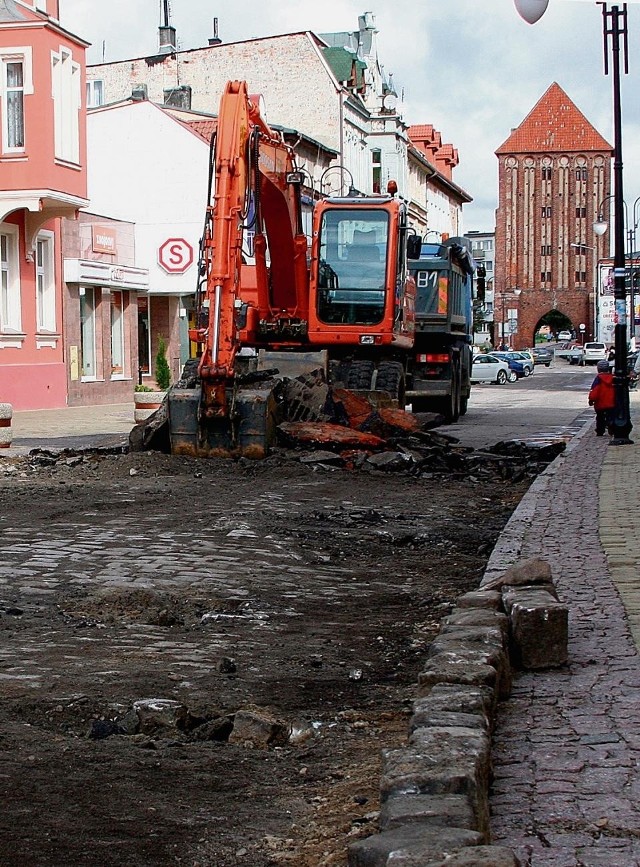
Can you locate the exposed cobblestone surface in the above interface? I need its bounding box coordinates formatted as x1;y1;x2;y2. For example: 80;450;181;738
0;449;524;866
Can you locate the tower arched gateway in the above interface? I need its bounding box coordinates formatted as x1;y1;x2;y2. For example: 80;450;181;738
494;83;612;349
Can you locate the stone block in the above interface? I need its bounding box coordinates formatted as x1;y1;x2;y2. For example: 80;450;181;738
503;587;568;669
228;709;289;749
480;556;552;591
441;609;510;643
426;845;522;866
381;732;491;842
380;792;476;832
347;825;482;867
133;698;188;735
456;590;503;611
418;648;509;701
425;636;511;700
414;684;495;722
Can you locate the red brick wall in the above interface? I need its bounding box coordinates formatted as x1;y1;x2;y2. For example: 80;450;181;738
495;125;611;347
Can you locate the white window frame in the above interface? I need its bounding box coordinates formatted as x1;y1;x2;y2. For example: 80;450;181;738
0;223;21;333
35;230;56;333
0;47;33;154
51;45;80;164
86;79;104;108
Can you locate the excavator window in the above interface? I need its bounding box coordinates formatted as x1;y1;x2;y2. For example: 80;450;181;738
317;209;388;325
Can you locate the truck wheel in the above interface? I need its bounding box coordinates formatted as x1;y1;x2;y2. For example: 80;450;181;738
375;361;406;406
345;360;375;391
459;395;469;416
434;364;460;423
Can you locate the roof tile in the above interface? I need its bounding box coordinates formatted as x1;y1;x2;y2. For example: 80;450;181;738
496;82;612;154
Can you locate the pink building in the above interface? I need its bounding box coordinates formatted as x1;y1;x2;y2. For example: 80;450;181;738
0;1;88;409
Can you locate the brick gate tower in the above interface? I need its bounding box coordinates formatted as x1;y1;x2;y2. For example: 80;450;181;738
495;82;612;347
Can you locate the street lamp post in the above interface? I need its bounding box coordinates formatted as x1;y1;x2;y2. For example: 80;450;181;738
515;0;633;443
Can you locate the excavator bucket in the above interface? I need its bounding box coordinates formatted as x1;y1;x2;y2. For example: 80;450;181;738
167;383;282;459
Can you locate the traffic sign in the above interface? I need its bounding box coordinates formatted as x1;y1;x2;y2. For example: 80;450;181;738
158;238;194;274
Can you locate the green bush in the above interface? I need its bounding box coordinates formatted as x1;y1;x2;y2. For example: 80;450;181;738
134;384;154;392
155;336;171;391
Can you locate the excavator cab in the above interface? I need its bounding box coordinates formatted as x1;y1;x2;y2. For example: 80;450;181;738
306;195;416;401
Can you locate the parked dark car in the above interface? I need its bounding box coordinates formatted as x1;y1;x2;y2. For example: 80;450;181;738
530;346;553;367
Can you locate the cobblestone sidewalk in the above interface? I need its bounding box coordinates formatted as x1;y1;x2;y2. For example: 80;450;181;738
489;396;640;866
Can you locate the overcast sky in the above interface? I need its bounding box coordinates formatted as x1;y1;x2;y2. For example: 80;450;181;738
59;0;640;234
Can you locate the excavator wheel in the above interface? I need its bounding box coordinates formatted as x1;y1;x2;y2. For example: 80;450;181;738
375;361;406;406
345;360;376;391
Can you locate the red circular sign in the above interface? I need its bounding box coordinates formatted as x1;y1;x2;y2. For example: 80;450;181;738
158;238;194;274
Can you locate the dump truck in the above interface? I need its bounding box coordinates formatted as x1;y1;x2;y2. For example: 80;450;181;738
405;237;475;422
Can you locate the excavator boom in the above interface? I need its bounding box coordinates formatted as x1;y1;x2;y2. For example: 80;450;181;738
170;80;310;456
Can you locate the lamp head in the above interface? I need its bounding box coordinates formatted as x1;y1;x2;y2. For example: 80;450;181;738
514;0;550;24
594;218;608;237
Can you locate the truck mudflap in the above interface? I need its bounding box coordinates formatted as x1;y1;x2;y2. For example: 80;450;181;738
168;385;282;459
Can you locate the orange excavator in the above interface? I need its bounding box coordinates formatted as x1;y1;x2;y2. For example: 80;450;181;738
168;80;421;457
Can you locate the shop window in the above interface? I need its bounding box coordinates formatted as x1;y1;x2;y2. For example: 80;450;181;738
0;223;20;332
51;46;80;163
110;290;125;376
36;232;55;332
80;286;96;378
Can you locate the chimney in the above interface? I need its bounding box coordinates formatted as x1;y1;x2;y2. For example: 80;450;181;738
164;85;192;110
159;25;177;54
132;84;148;101
159;0;177;54
208;18;222;46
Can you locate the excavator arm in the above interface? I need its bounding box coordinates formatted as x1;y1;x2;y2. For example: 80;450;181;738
193;80;309;420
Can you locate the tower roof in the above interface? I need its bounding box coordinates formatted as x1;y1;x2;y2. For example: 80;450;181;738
496;82;612;155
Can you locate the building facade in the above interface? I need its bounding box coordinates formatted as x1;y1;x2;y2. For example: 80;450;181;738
495;82;612;348
85;13;469;239
466;230;496;347
0;0;88;409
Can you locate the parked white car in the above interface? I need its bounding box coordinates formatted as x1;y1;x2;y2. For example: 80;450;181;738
471;353;511;384
582;341;608;364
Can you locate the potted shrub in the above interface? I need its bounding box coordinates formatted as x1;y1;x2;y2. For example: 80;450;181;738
134;336;171;423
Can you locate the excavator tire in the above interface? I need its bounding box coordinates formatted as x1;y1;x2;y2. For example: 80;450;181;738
345;360;375;391
375;361;406;406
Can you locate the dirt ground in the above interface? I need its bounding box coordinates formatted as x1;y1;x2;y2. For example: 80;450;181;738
0;446;529;866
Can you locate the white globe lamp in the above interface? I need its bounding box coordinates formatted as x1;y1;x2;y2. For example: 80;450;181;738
514;0;550;24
